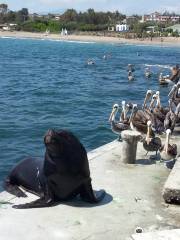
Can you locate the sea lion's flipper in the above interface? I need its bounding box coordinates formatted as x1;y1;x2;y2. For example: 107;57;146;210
12;197;54;209
80;180;105;203
4;178;27;198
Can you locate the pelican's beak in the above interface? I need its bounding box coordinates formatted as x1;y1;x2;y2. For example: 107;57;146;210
164;129;171;153
146;121;151;145
175;103;180;116
149;94;157;109
146;136;150;145
109;108;115;122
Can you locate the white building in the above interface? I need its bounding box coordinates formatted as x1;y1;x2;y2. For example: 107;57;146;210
116;24;129;32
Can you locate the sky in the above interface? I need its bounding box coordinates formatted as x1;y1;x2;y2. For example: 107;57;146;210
1;0;180;15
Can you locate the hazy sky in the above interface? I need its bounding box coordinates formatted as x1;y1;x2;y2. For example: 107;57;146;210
2;0;180;15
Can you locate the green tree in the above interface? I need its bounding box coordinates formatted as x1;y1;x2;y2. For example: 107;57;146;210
62;9;78;22
0;3;8;14
16;8;29;23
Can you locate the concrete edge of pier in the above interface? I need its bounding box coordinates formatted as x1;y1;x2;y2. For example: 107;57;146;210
162;158;180;204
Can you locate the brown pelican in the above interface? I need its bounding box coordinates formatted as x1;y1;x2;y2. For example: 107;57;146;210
168;84;177;99
142;89;153;110
169;82;180;106
155;91;169;116
119;101;127;122
175;102;180;123
160;129;177;160
109;104;130;138
143;121;161;156
128;71;134;81
164;99;177;132
144;94;164;134
145;68;152;78
169;65;180;84
152;92;166;122
87;59;95;65
159;73;169;85
130;105;154;135
149;93;157;109
131;91;153;124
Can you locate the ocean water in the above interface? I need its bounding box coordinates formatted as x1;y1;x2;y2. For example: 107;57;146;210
0;37;180;189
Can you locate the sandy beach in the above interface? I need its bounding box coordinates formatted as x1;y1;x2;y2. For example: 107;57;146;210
0;30;180;47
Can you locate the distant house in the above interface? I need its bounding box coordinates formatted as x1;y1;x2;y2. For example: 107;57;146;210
54;15;61;20
116;24;129;32
0;24;7;30
142;12;180;23
166;24;180;33
0;23;16;31
146;26;156;33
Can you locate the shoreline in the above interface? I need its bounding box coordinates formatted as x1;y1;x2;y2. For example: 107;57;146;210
0;30;180;47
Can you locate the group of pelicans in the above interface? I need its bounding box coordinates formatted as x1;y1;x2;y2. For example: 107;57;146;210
109;83;180;161
127;64;154;81
127;64;180;85
127;63;153;81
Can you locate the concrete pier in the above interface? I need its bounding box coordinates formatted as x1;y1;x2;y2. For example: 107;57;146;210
0;138;180;240
132;229;180;240
162;158;180;204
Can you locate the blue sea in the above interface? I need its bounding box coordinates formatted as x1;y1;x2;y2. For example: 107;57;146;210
0;37;180;189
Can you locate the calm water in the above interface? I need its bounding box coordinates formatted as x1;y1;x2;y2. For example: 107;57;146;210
0;37;180;188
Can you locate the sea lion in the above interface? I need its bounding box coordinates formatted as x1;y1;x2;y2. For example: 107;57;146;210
4;129;105;209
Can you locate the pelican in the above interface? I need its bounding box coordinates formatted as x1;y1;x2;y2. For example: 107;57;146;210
168;84;177;99
109;104;130;138
168;82;180;106
175;102;180;123
152;92;166;122
142;90;153;110
130;105;153;135
164;99;177;132
131;91;154;124
160;129;177;161
149;93;158;110
87;59;95;65
128;71;134;81
145;68;152;78
146;94;165;134
156;91;168;112
143;121;161;156
159;73;169;85
119;101;127;122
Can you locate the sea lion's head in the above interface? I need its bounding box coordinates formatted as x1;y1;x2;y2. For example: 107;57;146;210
44;129;64;157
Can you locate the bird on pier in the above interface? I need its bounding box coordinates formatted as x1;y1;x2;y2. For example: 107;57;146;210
149;93;166;133
143;121;161;156
155;91;169;116
109;104;130;139
142;89;153;110
164;99;177;133
168;84;178;99
129;104;153;135
119;101;129;123
169;82;180;106
160;129;177;161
